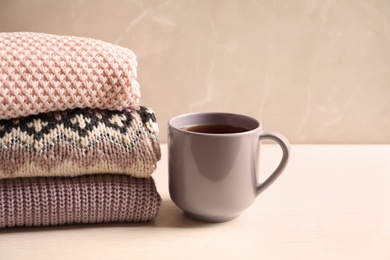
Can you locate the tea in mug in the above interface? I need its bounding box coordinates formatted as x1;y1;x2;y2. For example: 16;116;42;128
182;124;248;134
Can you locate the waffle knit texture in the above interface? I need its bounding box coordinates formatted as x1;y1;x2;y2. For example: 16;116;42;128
0;32;140;120
0;174;162;228
0;106;161;179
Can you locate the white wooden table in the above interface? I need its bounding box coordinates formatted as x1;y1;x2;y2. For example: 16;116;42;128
0;144;389;260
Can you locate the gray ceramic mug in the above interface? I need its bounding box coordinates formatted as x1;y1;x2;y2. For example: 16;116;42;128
168;112;290;222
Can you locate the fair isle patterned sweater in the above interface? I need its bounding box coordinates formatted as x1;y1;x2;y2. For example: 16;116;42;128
0;32;162;227
0;106;161;179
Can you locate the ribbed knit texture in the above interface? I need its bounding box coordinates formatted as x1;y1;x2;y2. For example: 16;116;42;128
0;106;161;179
0;32;140;120
0;174;162;228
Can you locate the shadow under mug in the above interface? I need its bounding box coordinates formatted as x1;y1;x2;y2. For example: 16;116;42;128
168;112;290;222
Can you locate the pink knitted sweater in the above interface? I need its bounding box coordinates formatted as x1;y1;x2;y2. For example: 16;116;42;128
0;32;140;120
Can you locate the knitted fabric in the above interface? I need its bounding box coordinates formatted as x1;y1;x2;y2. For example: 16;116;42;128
0;32;140;120
0;106;161;179
0;174;162;228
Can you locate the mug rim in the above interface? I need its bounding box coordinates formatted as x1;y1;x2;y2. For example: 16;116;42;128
168;112;261;137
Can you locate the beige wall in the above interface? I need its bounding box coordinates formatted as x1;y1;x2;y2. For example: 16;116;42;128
1;0;389;144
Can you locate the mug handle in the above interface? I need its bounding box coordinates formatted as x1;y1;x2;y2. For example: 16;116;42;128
256;132;290;196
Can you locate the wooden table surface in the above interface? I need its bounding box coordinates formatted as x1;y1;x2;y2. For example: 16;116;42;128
0;144;389;260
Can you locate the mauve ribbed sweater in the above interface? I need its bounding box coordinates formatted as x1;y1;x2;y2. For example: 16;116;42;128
0;174;162;228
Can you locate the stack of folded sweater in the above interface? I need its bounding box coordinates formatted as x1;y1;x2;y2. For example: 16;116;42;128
0;32;162;228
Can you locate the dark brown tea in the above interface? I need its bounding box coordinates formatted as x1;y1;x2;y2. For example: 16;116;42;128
182;124;249;134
